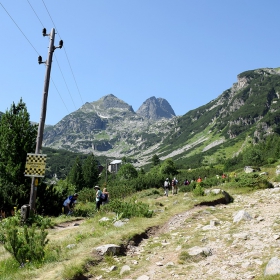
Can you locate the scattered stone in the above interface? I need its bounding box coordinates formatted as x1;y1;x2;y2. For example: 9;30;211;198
210;220;219;226
109;265;117;271
120;265;131;276
136;275;150;280
114;220;127;227
232;232;250;240
233;210;252;223
66;244;76;249
95;244;121;256
99;217;110;222
175;245;182;251
202;224;217;231
264;257;280;276
188;246;212;256
256;216;265;222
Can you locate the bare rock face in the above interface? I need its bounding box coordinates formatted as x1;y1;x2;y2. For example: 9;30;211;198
136;96;176;120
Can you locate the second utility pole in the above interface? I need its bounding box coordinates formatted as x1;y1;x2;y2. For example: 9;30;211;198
29;28;63;211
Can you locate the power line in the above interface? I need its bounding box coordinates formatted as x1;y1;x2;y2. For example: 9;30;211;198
26;0;72;116
41;0;59;34
50;77;70;114
41;0;85;106
54;54;77;110
0;2;40;55
26;0;44;28
63;49;85;105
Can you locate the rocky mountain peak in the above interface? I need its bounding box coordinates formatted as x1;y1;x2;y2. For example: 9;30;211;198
136;96;176;120
99;94;134;112
79;94;135;118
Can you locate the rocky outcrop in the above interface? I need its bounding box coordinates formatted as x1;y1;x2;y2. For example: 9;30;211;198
136;96;176;120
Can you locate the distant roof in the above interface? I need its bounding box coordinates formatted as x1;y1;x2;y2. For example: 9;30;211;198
110;160;122;164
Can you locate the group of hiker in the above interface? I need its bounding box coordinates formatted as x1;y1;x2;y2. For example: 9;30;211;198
163;176;207;196
63;186;110;215
163;177;179;197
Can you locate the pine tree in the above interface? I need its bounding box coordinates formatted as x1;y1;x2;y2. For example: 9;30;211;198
82;154;99;188
0;99;37;209
67;157;84;191
151;154;160;166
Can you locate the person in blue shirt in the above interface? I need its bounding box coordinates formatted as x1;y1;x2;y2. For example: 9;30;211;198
63;193;78;215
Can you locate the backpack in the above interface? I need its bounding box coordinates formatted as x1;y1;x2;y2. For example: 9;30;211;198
100;193;107;202
172;180;177;186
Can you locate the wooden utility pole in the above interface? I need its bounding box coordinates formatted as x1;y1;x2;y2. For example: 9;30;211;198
29;28;63;211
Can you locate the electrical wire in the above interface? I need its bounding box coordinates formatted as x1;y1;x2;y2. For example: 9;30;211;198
0;2;40;56
50;77;70;114
41;0;85;106
26;0;44;27
54;54;77;110
26;0;72;117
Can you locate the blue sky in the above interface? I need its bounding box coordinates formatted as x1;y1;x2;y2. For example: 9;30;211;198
1;0;280;125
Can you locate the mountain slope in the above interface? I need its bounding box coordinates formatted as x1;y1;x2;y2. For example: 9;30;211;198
161;68;280;161
43;94;176;156
43;67;280;168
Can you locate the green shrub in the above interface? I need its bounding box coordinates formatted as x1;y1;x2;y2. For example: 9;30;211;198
0;214;49;266
106;199;153;218
192;184;205;197
73;202;96;217
179;184;194;193
225;173;272;189
267;158;277;164
77;188;96;203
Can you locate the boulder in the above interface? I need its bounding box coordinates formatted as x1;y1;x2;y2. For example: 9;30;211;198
95;244;121;256
187;246;212;257
233;210;252;223
120;265;131;276
264;257;280;276
244;166;260;173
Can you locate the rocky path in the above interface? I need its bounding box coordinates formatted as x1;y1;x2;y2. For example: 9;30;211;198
113;188;280;280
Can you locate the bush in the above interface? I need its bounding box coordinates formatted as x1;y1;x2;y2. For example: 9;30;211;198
0;213;49;266
179;184;194;193
72;202;96;217
225;173;273;189
77;188;96;203
192;184;205;197
106;199;153;218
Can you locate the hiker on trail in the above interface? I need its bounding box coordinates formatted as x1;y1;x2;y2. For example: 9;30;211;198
94;186;102;211
197;176;202;183
63;193;78;215
102;188;110;205
164;178;170;197
172;177;178;195
184;179;190;185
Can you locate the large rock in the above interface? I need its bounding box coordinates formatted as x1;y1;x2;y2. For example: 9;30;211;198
233;210;252;223
187;246;212;257
94;244;121;256
264;257;280;276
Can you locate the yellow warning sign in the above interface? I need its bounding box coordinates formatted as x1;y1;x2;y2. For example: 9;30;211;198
25;153;47;177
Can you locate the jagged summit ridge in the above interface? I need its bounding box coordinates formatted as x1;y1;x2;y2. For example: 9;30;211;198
80;94;134;117
136;96;176;120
